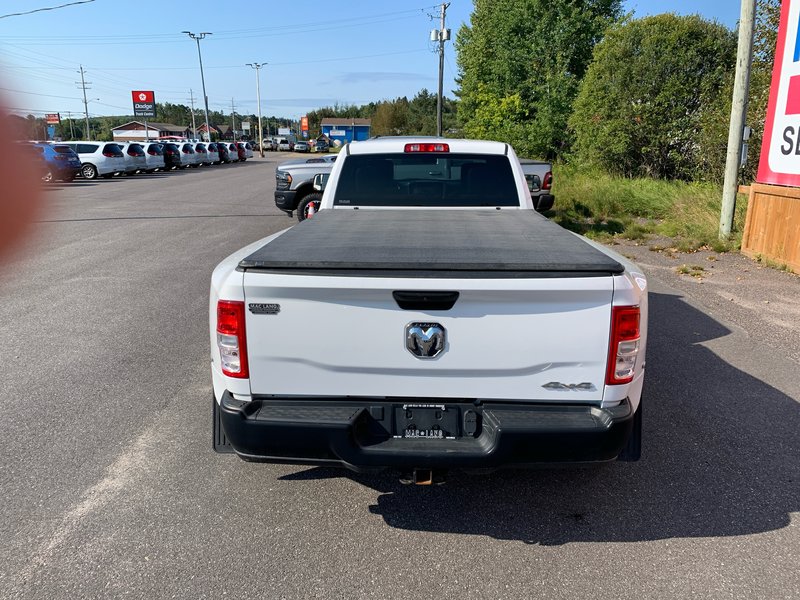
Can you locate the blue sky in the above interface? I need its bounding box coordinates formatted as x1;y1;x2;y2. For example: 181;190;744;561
0;0;741;122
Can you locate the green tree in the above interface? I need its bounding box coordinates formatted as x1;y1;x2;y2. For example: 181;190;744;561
456;0;622;159
570;14;736;180
371;97;410;136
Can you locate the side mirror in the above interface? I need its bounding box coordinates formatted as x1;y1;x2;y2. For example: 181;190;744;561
313;173;329;192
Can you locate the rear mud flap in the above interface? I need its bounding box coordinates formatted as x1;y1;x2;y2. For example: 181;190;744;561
213;394;235;453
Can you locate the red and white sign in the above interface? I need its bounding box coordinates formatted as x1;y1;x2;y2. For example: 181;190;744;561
758;0;800;185
132;90;154;104
45;113;60;124
131;90;156;118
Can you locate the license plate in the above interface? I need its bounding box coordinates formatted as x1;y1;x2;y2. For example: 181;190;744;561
395;404;459;439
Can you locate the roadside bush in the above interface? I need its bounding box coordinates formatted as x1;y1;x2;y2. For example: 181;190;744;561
569;14;736;180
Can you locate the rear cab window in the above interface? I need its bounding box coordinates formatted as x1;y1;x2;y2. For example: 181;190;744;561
333;153;519;208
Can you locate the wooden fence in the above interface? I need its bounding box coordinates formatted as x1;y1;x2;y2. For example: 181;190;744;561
741;183;800;272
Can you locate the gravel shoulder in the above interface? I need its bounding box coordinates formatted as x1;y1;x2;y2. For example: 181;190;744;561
609;237;800;365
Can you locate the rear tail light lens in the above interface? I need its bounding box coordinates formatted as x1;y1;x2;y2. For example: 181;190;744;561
542;172;553;190
217;301;248;378
404;143;449;153
606;306;641;385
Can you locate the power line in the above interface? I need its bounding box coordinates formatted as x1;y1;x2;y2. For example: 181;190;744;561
0;85;81;100
2;11;436;46
0;0;95;20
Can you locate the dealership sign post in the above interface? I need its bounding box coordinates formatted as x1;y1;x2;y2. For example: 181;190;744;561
758;0;800;185
740;0;800;273
131;90;156;141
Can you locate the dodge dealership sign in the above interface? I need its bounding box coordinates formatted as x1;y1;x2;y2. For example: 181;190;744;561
758;0;800;186
131;90;156;118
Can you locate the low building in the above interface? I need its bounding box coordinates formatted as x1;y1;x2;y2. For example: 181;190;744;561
198;123;235;141
320;118;371;145
111;121;189;141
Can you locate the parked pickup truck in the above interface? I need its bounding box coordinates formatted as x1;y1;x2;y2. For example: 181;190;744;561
274;156;337;221
520;158;554;212
212;138;647;482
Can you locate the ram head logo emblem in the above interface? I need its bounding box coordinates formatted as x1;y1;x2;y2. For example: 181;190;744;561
405;323;446;359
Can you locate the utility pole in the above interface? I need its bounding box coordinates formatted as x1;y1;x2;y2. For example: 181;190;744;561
246;62;266;157
720;0;757;239
188;88;198;139
76;65;92;140
230;97;237;141
432;2;450;137
183;32;213;141
65;111;75;140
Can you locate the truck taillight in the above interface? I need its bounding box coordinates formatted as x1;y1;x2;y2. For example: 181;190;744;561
606;306;640;385
542;171;553;190
405;143;449;152
217;300;248;378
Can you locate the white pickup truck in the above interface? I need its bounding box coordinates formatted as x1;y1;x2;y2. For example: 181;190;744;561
210;138;647;482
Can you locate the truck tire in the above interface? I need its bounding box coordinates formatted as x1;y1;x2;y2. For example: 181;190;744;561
617;402;642;461
297;193;323;222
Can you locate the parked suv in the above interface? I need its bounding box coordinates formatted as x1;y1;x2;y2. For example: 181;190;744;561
141;142;165;172
225;142;240;163
214;142;230;163
33;142;81;182
117;142;147;175
178;142;199;168
277;138;292;151
161;143;182;170
64;141;125;179
197;142;218;165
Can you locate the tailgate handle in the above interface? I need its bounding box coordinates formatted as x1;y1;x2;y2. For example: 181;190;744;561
393;291;459;311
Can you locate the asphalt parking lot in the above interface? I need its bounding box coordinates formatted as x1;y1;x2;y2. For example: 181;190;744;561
1;157;798;599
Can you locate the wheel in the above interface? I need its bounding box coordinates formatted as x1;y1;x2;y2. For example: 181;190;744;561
617;402;642;461
42;170;54;183
297;193;323;222
81;163;98;180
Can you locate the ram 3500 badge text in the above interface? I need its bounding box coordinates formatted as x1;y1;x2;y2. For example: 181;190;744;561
211;138;647;481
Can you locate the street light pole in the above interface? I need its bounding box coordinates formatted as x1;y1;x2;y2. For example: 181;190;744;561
246;62;267;157
183;31;213;142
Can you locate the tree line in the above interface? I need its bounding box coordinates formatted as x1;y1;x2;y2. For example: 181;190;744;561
455;0;779;183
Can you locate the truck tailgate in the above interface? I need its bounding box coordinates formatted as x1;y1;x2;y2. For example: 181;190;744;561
243;274;613;402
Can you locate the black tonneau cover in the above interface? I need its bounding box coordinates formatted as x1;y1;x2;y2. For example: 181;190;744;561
239;210;624;277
